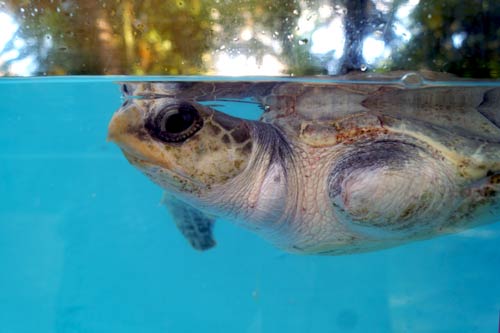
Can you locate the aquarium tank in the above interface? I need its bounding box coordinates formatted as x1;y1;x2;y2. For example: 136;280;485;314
0;0;499;332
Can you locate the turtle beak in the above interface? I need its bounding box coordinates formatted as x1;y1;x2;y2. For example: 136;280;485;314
108;101;176;171
107;100;148;150
107;101;134;143
107;113;124;143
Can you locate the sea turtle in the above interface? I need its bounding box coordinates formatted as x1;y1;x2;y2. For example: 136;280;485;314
107;72;500;255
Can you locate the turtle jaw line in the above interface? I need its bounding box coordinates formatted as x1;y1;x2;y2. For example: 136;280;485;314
121;149;208;191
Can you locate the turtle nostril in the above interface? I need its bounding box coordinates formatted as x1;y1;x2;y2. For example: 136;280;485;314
120;99;131;108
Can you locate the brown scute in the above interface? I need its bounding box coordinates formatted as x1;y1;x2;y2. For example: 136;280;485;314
213;111;240;131
234;159;244;169
236;142;253;157
242;141;253;154
206;123;222;136
480;186;497;198
231;125;250;143
222;134;230;144
490;174;500;184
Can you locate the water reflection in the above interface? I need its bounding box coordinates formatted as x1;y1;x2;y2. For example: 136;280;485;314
0;0;498;77
0;11;37;75
0;12;17;51
362;36;386;65
310;17;345;56
214;53;285;76
452;32;467;49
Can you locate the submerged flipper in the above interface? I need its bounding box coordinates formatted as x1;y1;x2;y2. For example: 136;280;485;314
162;193;216;251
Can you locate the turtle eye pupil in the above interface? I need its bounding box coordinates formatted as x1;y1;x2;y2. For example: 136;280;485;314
146;102;203;143
163;104;195;133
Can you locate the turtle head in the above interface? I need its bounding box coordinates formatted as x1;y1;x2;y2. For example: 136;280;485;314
108;97;254;196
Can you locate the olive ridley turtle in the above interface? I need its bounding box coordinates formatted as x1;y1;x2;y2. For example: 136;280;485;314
108;73;500;254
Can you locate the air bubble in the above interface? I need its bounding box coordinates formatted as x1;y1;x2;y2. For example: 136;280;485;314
401;72;424;88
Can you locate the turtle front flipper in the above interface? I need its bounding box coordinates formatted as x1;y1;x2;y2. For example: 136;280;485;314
162;193;216;251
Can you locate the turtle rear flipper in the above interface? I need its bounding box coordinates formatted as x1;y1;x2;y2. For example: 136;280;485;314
162;193;216;251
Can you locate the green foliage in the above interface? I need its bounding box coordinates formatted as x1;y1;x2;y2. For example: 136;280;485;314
2;0;500;77
392;0;500;78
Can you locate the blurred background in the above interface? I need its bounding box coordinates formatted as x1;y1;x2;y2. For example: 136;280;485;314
1;0;500;77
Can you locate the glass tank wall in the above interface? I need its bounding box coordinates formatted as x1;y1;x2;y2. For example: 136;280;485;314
1;1;500;333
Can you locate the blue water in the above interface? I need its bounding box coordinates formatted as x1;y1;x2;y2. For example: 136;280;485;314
0;77;499;333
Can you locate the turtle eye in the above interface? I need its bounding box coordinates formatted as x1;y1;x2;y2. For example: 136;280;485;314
146;102;203;143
